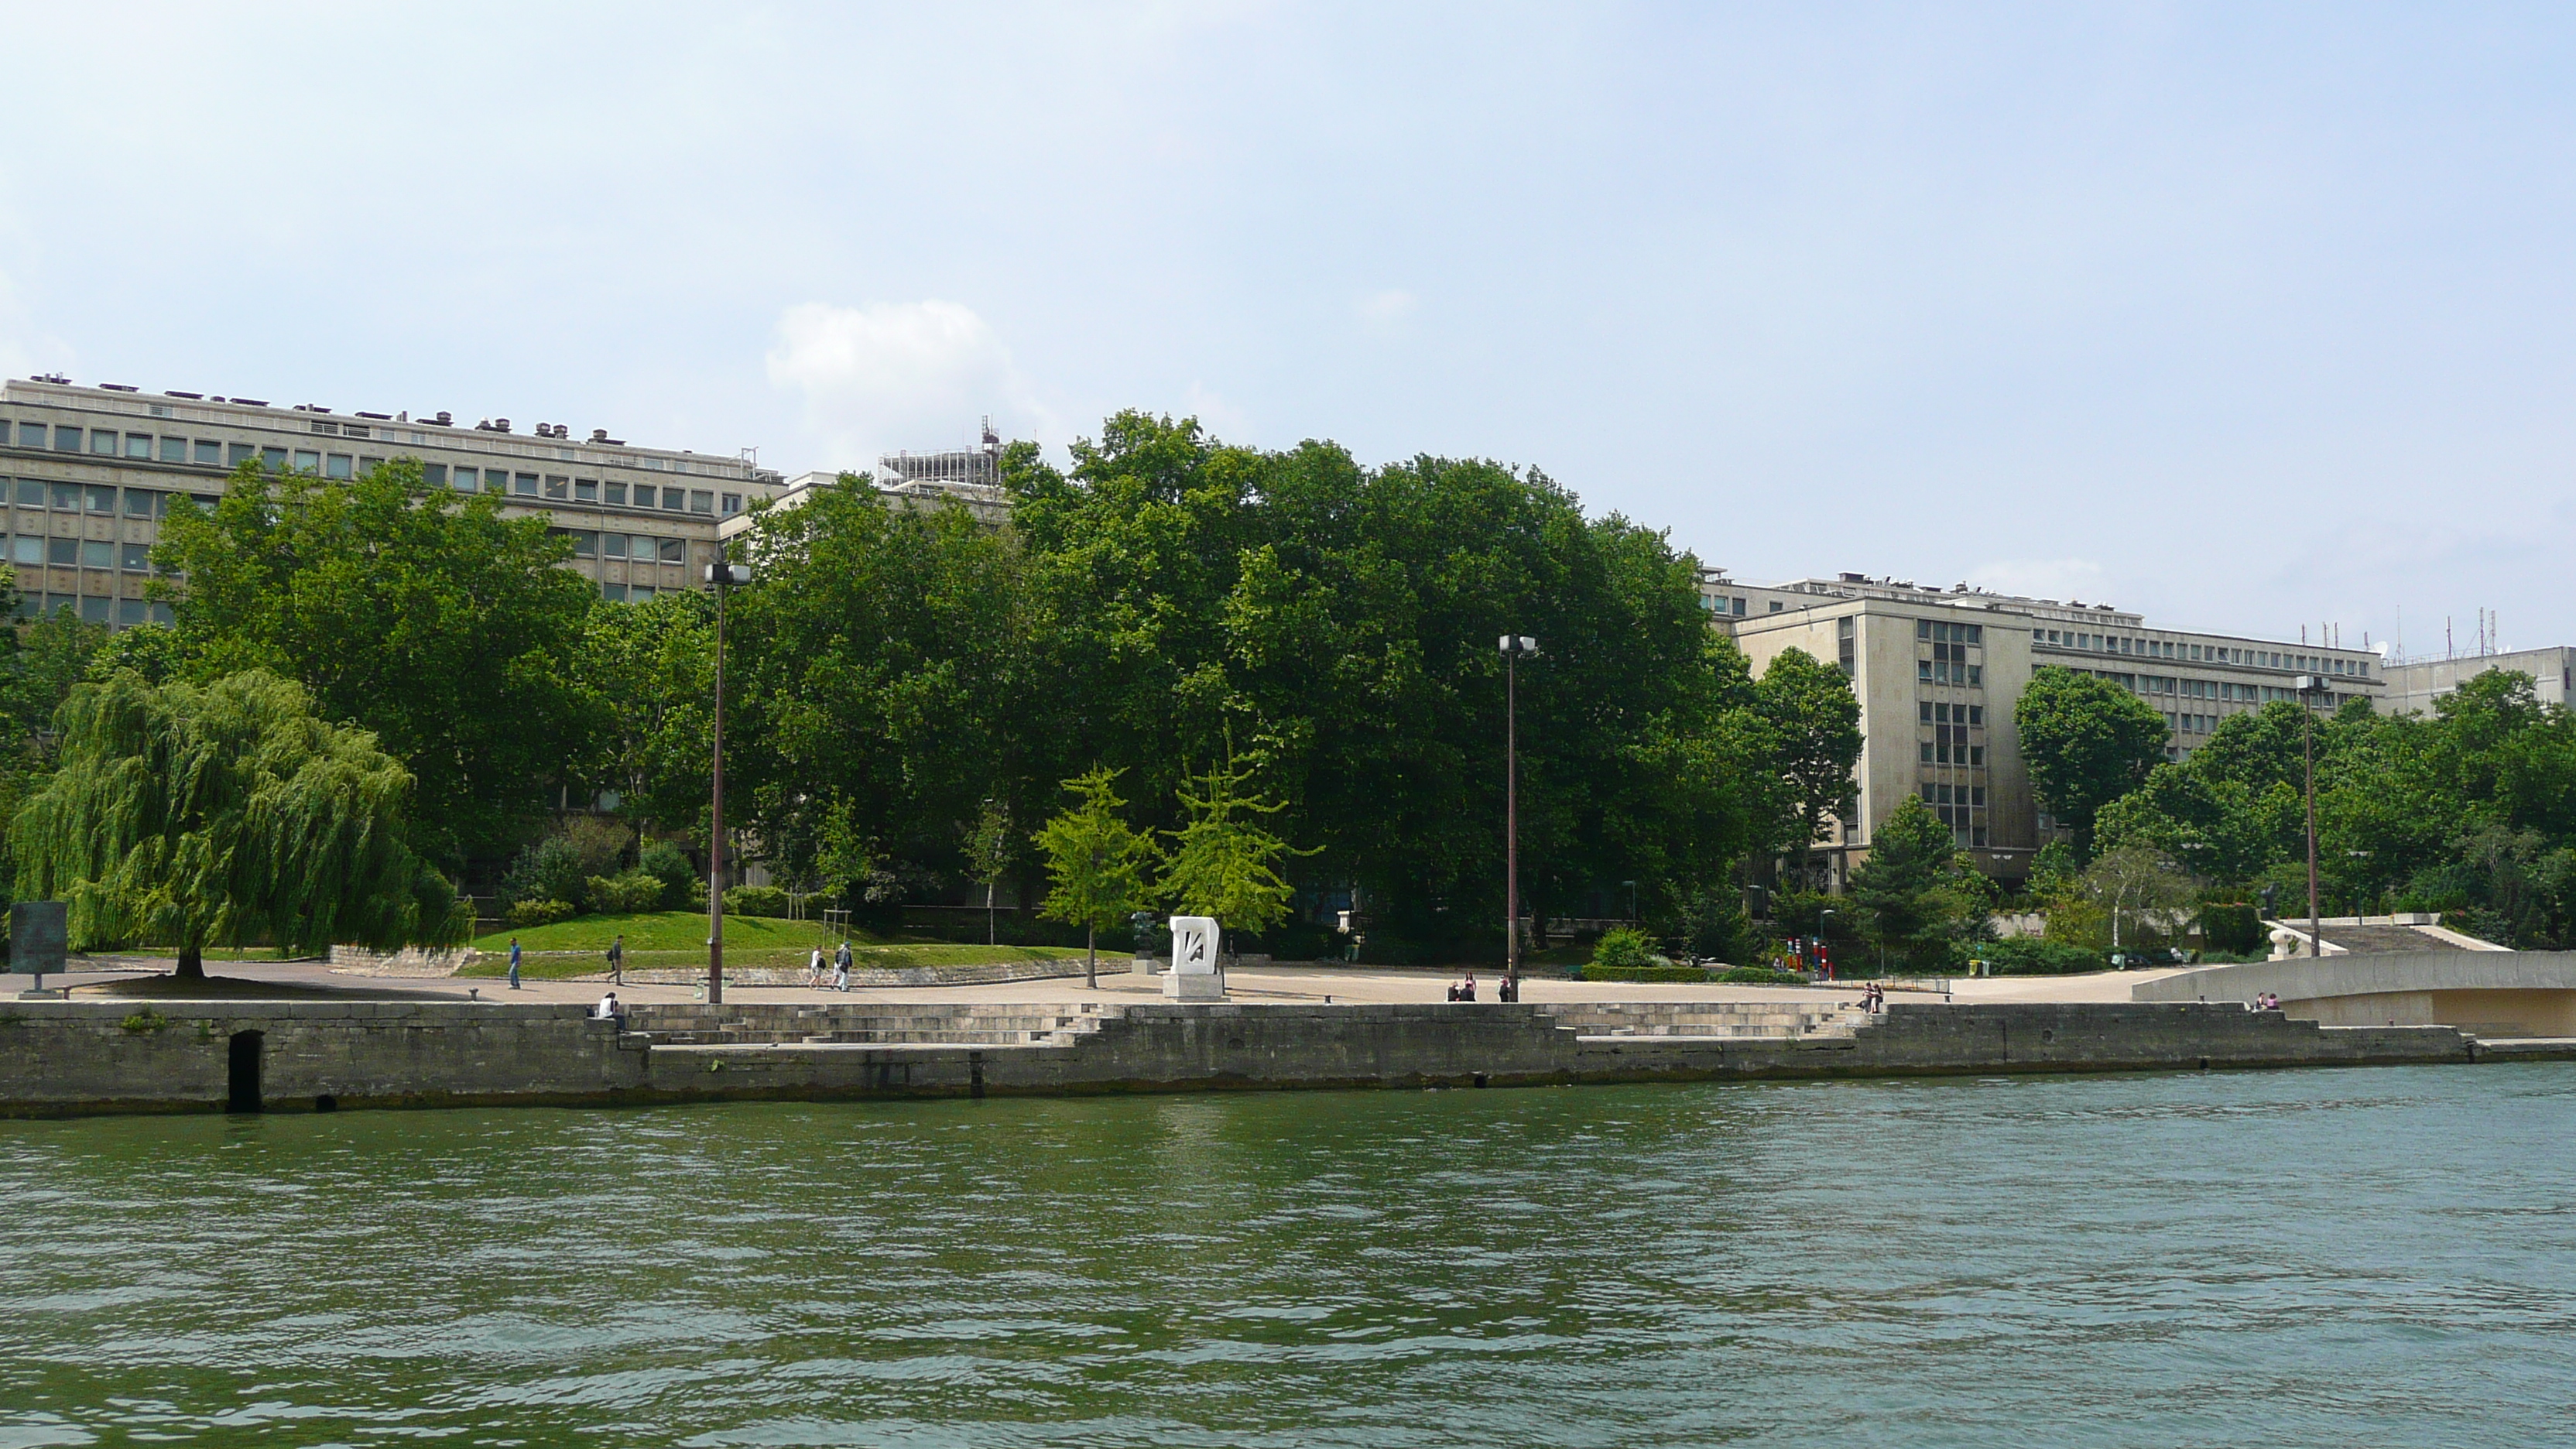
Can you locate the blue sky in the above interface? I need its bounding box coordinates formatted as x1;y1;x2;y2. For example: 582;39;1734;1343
5;4;2572;655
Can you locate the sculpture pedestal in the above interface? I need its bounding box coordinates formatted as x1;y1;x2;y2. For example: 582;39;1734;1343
1163;969;1225;1001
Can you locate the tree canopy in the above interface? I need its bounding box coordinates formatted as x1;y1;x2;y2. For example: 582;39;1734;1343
152;460;597;868
2016;667;2170;849
11;669;462;975
2087;671;2576;946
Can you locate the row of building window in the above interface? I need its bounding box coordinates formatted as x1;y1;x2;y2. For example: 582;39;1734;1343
4;422;742;515
554;529;687;564
1918;702;1985;724
5;480;211;516
599;583;668;603
1920;659;1984;687
1917;619;1985;645
2041;625;2369;677
5;535;155;570
1921;740;1986;766
15;594;171;625
1702;594;1754;616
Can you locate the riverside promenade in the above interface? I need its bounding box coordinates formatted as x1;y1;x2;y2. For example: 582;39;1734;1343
8;951;2567;1118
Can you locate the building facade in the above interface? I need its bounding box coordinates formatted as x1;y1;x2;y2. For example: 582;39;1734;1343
1702;569;2386;889
2382;646;2576;714
0;377;783;622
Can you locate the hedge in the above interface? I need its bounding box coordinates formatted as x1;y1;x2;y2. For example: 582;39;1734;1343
1973;937;2106;976
1574;963;1716;983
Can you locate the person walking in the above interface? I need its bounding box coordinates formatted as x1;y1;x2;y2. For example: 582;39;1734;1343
507;937;522;991
606;933;625;986
833;940;852;992
807;944;825;988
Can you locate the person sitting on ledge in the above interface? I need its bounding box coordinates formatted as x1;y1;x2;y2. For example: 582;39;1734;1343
594;992;626;1023
1458;971;1478;1002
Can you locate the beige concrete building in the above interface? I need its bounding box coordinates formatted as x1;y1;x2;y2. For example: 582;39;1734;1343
1701;569;2385;888
0;376;784;622
2382;646;2576;714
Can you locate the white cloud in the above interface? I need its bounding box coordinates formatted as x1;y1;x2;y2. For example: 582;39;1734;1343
1967;557;2112;605
764;300;1050;472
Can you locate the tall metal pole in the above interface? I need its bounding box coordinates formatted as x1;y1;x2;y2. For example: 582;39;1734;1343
1506;644;1519;993
708;574;727;1005
2304;705;2320;959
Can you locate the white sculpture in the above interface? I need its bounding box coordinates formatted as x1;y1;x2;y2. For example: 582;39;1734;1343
1165;915;1225;1000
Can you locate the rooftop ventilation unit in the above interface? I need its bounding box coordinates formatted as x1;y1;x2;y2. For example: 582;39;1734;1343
164;391;204;399
99;383;138;392
355;410;391;420
431;411;454;426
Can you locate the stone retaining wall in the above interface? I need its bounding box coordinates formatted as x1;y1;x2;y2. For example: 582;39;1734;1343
2;998;2556;1118
327;945;474;978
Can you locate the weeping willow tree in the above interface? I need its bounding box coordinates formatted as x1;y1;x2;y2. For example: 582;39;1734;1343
12;669;466;978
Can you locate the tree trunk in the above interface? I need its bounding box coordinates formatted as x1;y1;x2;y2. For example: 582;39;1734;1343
175;944;205;980
1085;924;1097;990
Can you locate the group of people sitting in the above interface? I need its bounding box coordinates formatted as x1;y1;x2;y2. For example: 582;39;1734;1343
1861;981;1886;1012
2250;991;2282;1011
1444;973;1520;1002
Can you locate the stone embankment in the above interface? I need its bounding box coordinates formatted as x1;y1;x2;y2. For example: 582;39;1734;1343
6;996;2570;1118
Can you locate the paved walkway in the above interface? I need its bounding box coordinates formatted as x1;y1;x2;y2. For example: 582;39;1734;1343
25;954;2191;1009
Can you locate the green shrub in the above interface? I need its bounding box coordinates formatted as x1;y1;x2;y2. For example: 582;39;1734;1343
1976;937;2105;975
723;884;792;918
639;841;697;909
1590;927;1661;971
2200;903;2263;954
1718;964;1810;985
1577;963;1715;983
584;872;665;915
500;837;585;910
507;898;574;929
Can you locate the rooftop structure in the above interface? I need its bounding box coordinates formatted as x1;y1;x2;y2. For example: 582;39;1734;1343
0;376;785;622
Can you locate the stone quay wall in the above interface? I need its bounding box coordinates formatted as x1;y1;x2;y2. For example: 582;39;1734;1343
629;1001;2492;1103
0;1001;646;1117
0;999;2550;1118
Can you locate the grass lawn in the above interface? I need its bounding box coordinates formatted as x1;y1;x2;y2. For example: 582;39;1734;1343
471;911;882;954
464;912;1088;978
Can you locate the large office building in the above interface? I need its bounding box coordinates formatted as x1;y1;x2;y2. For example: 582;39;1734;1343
0;376;785;622
1701;568;2387;889
2382;645;2576;714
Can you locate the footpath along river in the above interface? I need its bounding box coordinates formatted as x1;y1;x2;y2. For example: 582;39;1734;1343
3;1064;2574;1447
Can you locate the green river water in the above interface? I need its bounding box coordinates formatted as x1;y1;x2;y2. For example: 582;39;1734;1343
4;1064;2573;1447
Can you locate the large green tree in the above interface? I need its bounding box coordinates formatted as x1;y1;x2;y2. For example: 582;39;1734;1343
2014;666;2170;851
1004;413;1762;954
12;669;463;977
574;589;714;839
1749;646;1863;877
152;460;597;868
726;474;1034;900
1848;794;1990;971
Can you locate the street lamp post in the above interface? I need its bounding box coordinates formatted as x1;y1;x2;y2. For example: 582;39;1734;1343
706;560;755;1005
2295;673;2333;958
1499;634;1539;995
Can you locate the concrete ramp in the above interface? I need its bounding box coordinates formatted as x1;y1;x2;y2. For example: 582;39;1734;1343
2133;951;2576;1037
